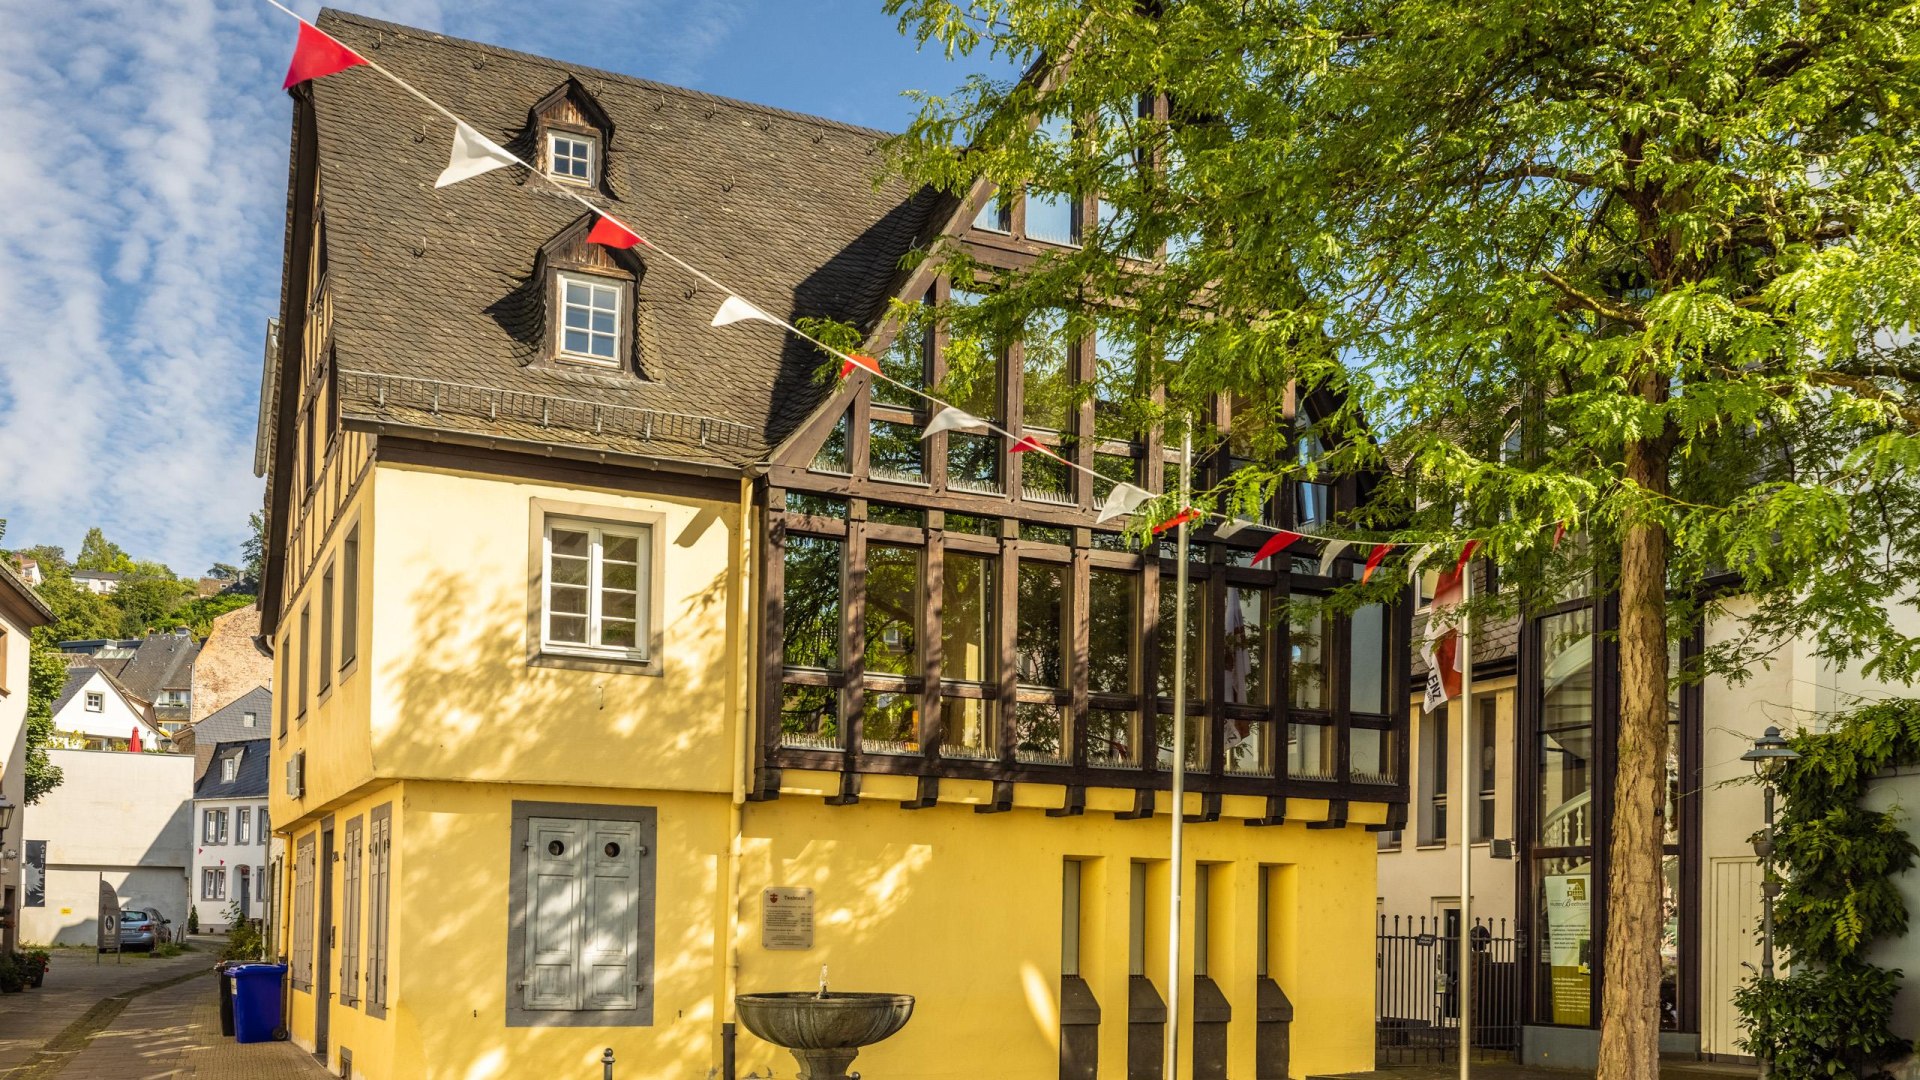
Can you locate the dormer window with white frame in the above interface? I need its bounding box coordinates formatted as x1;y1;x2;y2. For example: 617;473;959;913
546;130;597;185
85;691;104;712
556;272;623;366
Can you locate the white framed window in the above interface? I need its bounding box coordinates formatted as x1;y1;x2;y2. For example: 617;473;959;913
242;711;257;728
237;807;252;846
160;689;188;707
556;272;622;366
542;518;650;661
85;691;104;712
222;755;240;782
203;808;229;845
547;131;596;184
202;867;226;901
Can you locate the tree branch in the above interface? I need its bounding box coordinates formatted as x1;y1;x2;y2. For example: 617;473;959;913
1539;269;1648;328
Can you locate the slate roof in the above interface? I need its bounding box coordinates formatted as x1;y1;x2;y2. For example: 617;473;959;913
194;739;271;800
307;9;944;468
113;632;200;711
50;669;96;715
185;687;273;779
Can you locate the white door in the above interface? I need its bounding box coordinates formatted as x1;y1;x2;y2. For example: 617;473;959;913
1703;857;1763;1056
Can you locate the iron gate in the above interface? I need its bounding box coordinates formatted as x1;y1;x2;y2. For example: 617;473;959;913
1376;914;1520;1066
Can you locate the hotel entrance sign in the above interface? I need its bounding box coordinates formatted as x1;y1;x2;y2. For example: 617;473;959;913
762;887;814;950
1544;873;1592;1025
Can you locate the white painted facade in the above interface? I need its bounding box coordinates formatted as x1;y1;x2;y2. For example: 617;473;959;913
49;668;166;750
191;793;269;932
19;748;193;947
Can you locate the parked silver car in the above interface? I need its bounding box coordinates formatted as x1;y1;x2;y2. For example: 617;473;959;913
108;908;169;951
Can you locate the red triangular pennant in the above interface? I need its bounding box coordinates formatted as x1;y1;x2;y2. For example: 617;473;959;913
1151;508;1201;535
839;353;881;378
1552;521;1569;548
1454;539;1480;576
1361;543;1393;583
587;216;645;250
283;21;368;89
1009;435;1047;454
1251;531;1302;565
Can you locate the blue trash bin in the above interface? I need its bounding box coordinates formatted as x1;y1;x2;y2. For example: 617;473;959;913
229;963;288;1044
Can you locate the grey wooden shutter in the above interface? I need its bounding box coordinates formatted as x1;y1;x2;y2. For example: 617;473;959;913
524;817;584;1010
293;835;316;989
341;817;362;1006
367;804;391;1016
582;821;641;1010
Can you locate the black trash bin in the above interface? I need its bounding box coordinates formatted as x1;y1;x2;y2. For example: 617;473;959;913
215;962;235;1037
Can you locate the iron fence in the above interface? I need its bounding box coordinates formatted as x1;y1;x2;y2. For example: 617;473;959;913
1377;914;1519;1066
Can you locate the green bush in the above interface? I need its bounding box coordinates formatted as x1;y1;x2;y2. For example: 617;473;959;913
1735;964;1909;1079
186;906;199;934
0;953;25;992
220;898;263;963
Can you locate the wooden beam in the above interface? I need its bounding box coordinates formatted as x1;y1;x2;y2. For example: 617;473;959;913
973;780;1015;814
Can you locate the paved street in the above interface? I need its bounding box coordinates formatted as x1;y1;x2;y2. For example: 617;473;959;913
0;947;328;1080
1312;1062;1760;1079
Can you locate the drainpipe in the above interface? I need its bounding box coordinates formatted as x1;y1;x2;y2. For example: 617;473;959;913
721;474;755;1080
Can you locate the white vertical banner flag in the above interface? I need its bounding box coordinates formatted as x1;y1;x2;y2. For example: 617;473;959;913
711;296;780;327
435;122;520;188
1095;482;1155;524
1318;539;1351;578
921;406;988;440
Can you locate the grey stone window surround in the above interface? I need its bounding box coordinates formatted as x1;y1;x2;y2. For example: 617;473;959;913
504;800;657;1028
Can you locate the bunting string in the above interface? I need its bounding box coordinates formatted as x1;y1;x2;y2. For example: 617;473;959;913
269;2;1574;569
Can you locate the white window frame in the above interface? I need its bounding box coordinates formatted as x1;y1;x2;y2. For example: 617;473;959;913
546;130;597;185
242;711;257;728
237;807;252;846
85;691;103;712
202;867;225;901
555;271;624;367
222;755;240;782
540;518;651;663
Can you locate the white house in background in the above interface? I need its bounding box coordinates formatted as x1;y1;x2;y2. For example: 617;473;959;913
0;563;53;956
70;570;123;595
47;667;168;751
18;747;193;946
190;733;269;932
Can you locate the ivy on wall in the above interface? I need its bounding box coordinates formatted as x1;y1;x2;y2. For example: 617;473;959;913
1736;699;1920;1079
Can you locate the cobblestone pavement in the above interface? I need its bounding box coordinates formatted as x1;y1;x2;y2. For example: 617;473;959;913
0;950;329;1080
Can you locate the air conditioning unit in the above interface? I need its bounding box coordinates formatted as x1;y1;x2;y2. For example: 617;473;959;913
285;750;305;799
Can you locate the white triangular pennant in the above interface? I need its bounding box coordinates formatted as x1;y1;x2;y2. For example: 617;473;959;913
1406;543;1437;584
434;121;521;188
1213;518;1258;541
921;406;988;440
711;295;780;327
1318;539;1351;578
1095;482;1155;524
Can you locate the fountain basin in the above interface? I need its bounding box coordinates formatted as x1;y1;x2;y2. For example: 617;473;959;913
736;991;914;1050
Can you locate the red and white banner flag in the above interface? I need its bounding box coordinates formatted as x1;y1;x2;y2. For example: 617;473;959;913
1421;557;1471;713
1317;539;1350;578
839;353;880;378
1361;543;1393;583
1251;530;1302;564
711;295;777;327
588;216;645;250
1095;482;1154;524
1009;435;1047;454
283;20;366;89
922;406;988;440
435;122;520;188
1151;508;1201;535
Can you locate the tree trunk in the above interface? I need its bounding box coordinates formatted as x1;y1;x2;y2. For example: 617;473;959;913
1596;430;1671;1080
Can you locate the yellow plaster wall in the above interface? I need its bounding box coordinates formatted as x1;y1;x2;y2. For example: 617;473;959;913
364;463;741;795
291;777;1377;1080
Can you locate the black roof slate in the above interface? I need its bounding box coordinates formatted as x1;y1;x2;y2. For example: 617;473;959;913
194;739;271;800
308;9;942;467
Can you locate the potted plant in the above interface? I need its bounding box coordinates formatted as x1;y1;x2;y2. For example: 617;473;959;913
20;950;48;988
0;953;26;993
186;907;199;935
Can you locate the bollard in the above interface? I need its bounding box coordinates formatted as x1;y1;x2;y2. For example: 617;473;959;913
602;1047;614;1080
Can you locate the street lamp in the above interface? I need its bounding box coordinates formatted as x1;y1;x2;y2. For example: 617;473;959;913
1741;726;1801;1080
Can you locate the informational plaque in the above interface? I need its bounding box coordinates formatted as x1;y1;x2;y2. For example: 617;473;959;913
97;878;121;952
762;887;814;950
1544;873;1592;1025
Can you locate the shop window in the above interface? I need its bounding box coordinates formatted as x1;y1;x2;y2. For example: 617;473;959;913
1287;722;1336;781
1349;603;1388;714
1288;600;1330;711
1015;562;1070;763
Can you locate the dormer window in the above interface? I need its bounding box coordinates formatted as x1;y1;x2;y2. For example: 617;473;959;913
547;130;597;184
557;272;623;365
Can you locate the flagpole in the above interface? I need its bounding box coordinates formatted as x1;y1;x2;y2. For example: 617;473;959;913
1458;560;1474;1079
1165;431;1193;1080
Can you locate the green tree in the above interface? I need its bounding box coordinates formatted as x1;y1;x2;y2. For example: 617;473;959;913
241;511;266;591
153;593;255;638
22;641;66;803
887;2;1920;1074
112;561;192;638
74;528;133;574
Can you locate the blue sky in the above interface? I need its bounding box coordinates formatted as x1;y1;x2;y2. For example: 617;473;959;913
0;0;1008;576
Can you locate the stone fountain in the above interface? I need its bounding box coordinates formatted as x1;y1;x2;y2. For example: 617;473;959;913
736;975;913;1080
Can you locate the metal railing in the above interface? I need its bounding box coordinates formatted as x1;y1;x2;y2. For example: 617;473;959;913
1376;914;1519;1066
339;369;757;451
